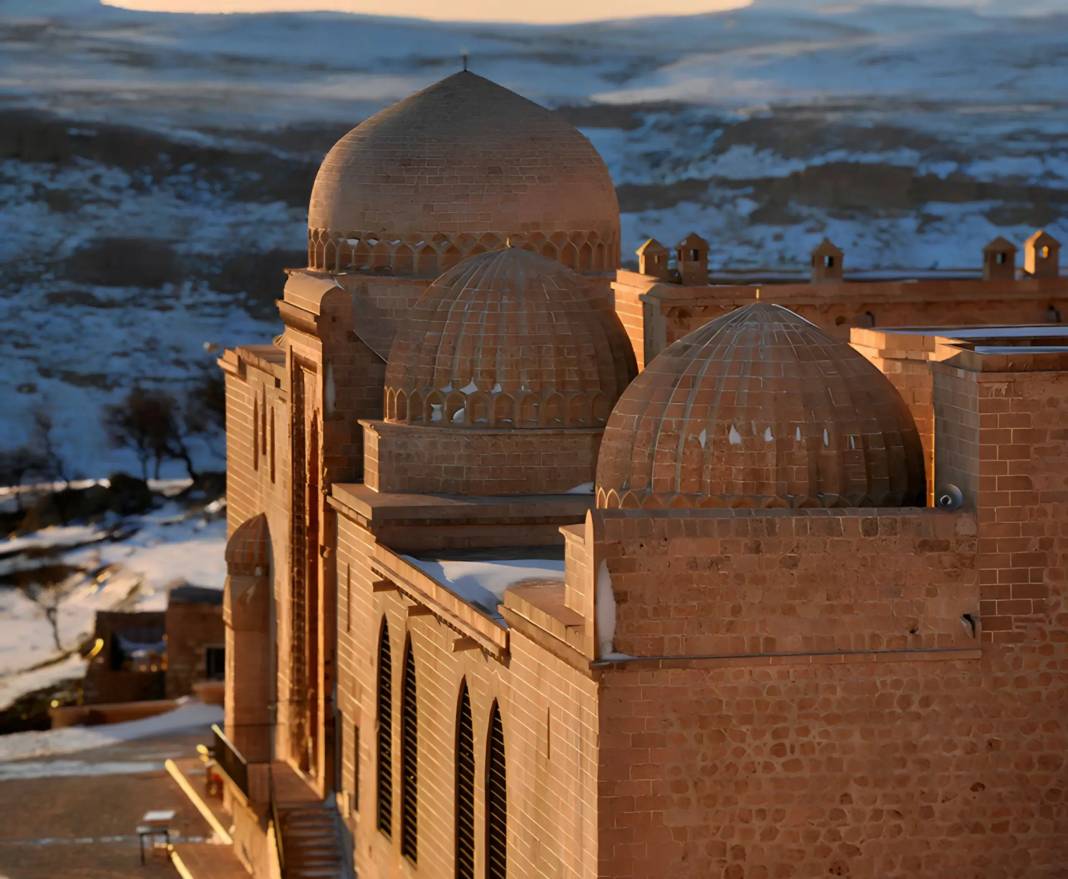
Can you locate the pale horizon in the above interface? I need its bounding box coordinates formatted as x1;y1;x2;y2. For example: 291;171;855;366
102;0;750;25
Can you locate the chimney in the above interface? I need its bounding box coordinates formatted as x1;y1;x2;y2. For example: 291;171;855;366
636;238;670;280
982;236;1017;281
810;238;844;283
1024;229;1060;278
675;233;709;286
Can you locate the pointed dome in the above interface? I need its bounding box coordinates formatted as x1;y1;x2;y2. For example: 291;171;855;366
384;247;636;429
595;303;926;509
308;72;620;275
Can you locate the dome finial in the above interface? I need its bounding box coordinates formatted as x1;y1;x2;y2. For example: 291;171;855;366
461;51;469;72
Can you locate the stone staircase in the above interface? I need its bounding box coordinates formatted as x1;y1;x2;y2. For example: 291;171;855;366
278;801;346;879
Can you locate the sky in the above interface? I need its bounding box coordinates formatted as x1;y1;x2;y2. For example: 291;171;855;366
104;0;750;24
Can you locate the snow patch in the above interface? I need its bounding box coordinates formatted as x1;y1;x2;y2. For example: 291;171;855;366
0;700;223;762
565;482;594;494
401;555;565;618
728;424;742;445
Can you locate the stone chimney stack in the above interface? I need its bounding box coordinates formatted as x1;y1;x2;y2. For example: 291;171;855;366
810;238;844;283
676;233;709;286
1024;230;1060;278
636;238;670;280
983;236;1017;281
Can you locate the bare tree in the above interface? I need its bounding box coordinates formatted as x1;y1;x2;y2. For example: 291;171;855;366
103;387;179;480
0;446;49;513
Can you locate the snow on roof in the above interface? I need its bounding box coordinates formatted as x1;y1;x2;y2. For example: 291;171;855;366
401;552;565;620
0;699;222;763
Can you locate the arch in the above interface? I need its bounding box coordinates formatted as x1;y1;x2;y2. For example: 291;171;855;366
324;239;338;273
384;388;396;421
468;392;490;425
560;242;578;270
455;681;475;879
517;394;538;427
485;701;507;879
400;640;418;862
594;241;606;270
493;394;515;426
376;620;393;838
578;241;593;272
408;391;423;424
446;391;466;425
416;245;437;276
224;513;271;581
395;390;409;422
592;393;611;424
394;244;414;275
541;393;563;426
541;242;557;261
427;391;446;424
566;394;587;426
442;245;463;270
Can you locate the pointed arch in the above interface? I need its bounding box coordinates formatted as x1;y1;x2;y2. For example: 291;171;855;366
376;620;393;837
485;701;507;879
400;640;418;862
455;680;475;879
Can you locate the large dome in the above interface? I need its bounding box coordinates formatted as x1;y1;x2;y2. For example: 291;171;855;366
307;71;620;276
384;247;636;429
595;303;926;509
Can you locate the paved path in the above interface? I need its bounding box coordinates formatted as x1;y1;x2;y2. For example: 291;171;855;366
0;728;212;879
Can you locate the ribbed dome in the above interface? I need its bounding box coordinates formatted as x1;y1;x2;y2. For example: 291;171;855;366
307;71;620;275
595;303;926;509
384;248;636;429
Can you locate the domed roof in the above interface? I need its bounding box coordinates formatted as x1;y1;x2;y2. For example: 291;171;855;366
595;303;926;509
308;72;620;275
384;247;636;429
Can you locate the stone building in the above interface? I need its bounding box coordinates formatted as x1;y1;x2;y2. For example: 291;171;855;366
205;70;1068;879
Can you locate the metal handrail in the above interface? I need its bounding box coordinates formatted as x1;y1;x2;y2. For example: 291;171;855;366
270;771;287;878
211;724;249;798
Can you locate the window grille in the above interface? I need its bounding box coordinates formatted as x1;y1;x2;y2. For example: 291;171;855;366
455;682;475;879
376;622;392;837
400;643;418;862
485;702;507;879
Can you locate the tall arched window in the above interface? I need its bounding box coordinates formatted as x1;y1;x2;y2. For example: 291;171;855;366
455;682;475;879
400;641;418;862
485;702;507;879
376;622;393;837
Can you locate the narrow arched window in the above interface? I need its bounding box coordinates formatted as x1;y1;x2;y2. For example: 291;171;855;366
376;622;393;837
400;641;418;862
485;702;507;879
455;682;475;879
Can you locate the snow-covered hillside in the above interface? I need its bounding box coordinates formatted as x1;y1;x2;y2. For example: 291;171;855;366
1;0;1066;475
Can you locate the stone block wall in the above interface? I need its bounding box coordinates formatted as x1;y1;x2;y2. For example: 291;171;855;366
164;598;224;699
333;513;601;879
363;420;602;496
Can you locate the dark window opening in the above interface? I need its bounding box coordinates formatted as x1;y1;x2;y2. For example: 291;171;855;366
376;622;393;837
824;255;835;268
205;645;225;680
486;702;507;879
456;682;475;879
400;643;418;862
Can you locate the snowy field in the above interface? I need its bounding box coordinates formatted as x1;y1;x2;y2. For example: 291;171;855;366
1;0;1067;477
0;485;226;713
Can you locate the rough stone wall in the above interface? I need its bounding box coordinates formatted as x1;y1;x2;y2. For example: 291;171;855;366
597;646;1068;879
333;514;600;879
593;357;1068;879
941;362;1068;645
599;509;977;659
615;272;1068;366
363;421;602;496
164;599;223;699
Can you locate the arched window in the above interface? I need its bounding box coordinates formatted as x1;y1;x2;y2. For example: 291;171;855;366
376;622;393;837
400;641;418;862
455;682;475;879
485;702;506;879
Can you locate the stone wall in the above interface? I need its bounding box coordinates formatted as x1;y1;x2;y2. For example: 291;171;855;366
333;514;601;879
363;420;602;496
